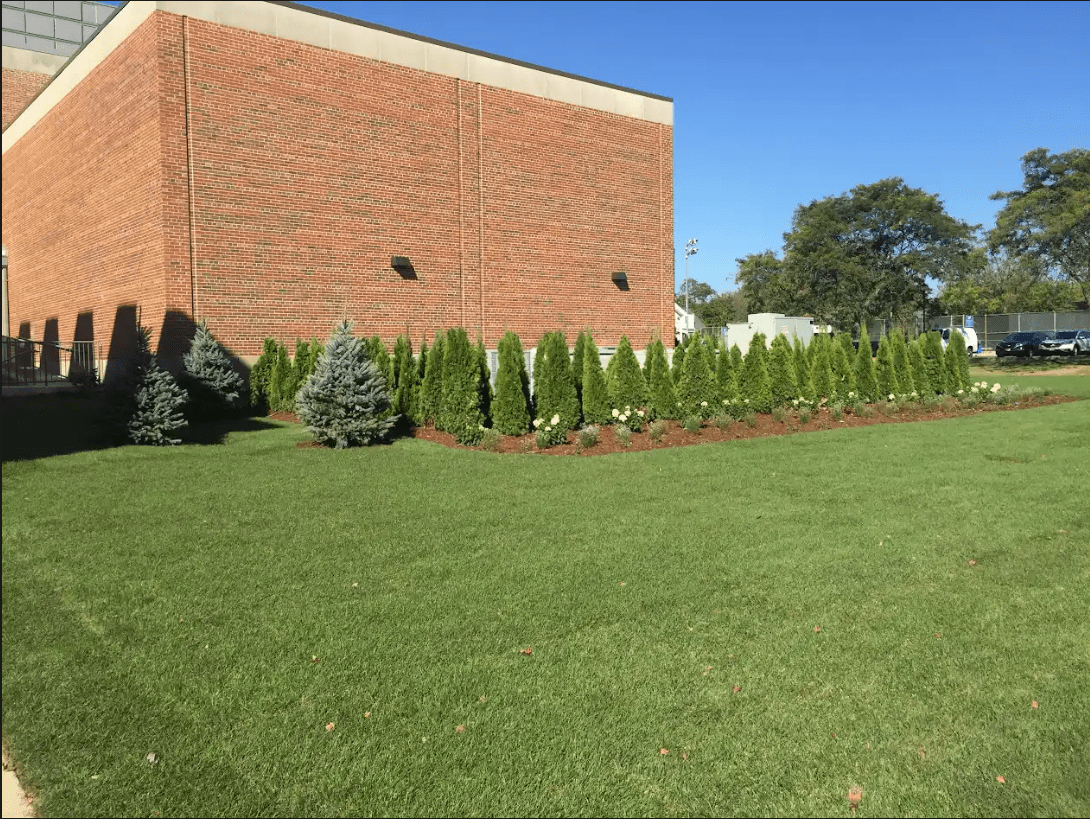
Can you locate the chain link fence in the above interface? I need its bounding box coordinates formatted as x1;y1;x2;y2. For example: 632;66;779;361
927;312;1090;350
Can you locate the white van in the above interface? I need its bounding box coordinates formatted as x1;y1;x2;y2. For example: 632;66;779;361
936;327;980;356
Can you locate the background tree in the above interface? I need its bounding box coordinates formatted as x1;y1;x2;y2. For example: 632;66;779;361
181;320;245;420
988;147;1090;305
675;279;741;327
737;178;979;329
937;251;1083;314
295;321;395;448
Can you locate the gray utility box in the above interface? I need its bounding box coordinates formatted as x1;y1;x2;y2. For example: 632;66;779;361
723;313;815;354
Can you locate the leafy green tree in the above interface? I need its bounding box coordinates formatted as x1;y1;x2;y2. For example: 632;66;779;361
875;336;898;400
738;178;979;329
908;337;931;396
738;333;773;413
607;335;649;414
534;331;579;431
988;147;1090;304
676;279;740;327
492;331;531;435
439;327;485;442
645;334;678;420
296;321;396;448
853;323;878;403
937;251;1082;314
420;331;445;425
580;332;611;425
181;319;245;420
767;334;799;407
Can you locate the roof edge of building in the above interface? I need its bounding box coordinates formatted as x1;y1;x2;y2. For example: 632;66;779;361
3;0;672;154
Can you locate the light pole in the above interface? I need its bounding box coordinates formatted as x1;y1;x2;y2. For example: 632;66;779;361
684;238;698;313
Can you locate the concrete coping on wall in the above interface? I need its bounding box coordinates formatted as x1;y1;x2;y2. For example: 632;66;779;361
1;45;69;75
3;0;673;154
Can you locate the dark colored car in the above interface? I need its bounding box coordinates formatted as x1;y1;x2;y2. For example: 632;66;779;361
995;331;1052;357
1036;329;1090;356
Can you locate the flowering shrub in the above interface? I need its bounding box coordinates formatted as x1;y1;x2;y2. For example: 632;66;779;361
611;405;645;432
534;413;567;449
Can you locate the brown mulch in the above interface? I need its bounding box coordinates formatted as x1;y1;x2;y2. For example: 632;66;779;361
273;393;1077;456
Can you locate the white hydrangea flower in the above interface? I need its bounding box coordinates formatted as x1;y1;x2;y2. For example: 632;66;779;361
637;409;645;417
700;401;708;407
533;418;542;428
991;383;1001;393
612;408;620;418
551;414;560;426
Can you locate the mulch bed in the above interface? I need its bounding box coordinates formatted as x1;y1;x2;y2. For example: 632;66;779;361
273;393;1076;456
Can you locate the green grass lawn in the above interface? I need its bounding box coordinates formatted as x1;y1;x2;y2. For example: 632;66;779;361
3;387;1089;817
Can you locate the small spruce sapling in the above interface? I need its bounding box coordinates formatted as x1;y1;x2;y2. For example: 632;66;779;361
109;325;189;445
181;319;245;420
295;321;396;447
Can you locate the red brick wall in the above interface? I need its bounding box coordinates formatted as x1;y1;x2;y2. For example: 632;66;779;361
2;14;191;370
1;67;52;130
181;16;672;356
3;9;673;369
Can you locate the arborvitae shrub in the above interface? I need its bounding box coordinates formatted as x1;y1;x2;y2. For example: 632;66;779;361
363;336;392;387
716;339;739;406
581;332;611;425
180;320;245;421
875;335;897;400
738;333;774;413
676;334;718;418
946;330;971;393
571;329;588;407
891;329;914;394
908;338;932;396
671;335;688;384
853;326;878;403
267;342;291;412
794;337;815;402
921;332;947;395
391;335;419;425
811;339;835;404
476;336;493;425
439;327;485;441
410;337;428;424
534;331;580;431
645;334;678;420
295;321;396;447
768;334;799;407
492;330;531;435
108;325;189;445
420;332;445;424
249;337;279;411
831;333;856;401
607;335;649;414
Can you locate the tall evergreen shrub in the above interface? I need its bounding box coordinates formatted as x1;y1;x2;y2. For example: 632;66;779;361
476;336;494;426
439;327;484;441
946;330;971;393
580;332;611;425
391;335;419;424
180;319;245;420
671;335;688;384
875;335;898;399
107;325;189;445
853;325;879;403
492;330;532;435
249;337;279;412
891;329;914;394
645;334;678;420
921;332;947;394
811;339;835;404
908;338;932;396
420;331;445;424
716;339;739;405
606;335;649;414
676;334;717;418
295;321;396;447
571;329;589;407
793;337;815;402
768;334;799;407
267;342;291;412
738;333;774;413
533;331;579;431
831;333;856;401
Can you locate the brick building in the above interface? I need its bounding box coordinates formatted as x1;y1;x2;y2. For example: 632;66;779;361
2;0;674;378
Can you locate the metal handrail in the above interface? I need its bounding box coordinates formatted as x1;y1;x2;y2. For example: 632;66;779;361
2;336;97;386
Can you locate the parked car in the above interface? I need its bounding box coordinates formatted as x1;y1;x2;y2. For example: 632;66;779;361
935;327;980;355
995;331;1053;357
1036;329;1090;356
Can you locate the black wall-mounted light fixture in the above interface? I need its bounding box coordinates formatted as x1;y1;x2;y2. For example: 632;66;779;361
391;256;416;279
611;270;629;290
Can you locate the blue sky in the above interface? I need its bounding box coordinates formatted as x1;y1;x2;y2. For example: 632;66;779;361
288;1;1087;296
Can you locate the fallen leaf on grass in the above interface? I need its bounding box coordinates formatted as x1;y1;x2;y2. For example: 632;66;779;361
660;748;669;755
935;632;942;638
968;559;978;567
364;712;371;718
732;685;742;694
997;775;1005;784
325;722;335;732
455;725;465;733
519;647;532;656
146;753;158;764
848;787;862;811
865;741;871;750
620;581;626;586
813;626;822;633
918;747;926;759
311;655;320;663
681;751;689;760
478;696;488;703
1032;700;1039;709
